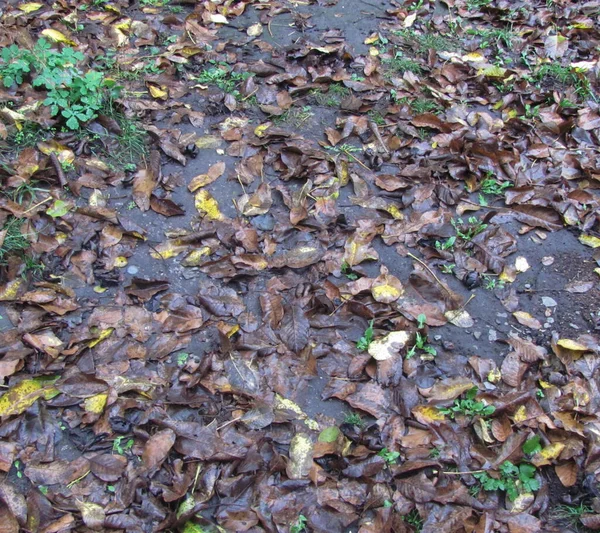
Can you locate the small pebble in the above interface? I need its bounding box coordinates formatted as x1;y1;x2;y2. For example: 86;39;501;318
570;323;580;330
127;265;139;275
546;317;554;324
434;335;442;341
488;329;498;342
544;322;551;329
541;297;557;307
442;341;454;350
473;331;481;339
524;283;532;289
497;313;508;318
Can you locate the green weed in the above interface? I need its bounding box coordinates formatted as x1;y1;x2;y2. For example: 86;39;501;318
274;105;313;128
383;50;423;76
356;320;374;351
290;515;307;533
440;264;456;274
480;176;512;196
0;39;120;129
0;217;30;264
466;0;492;10
341;261;358;280
535;63;595;101
552;503;593;529
402;509;423;532
312;83;350;107
435;236;456;251
378;447;400;464
112;436;134;455
451;216;487;242
406;331;437;358
473;461;540;501
482;275;505;291
439;387;496;419
465;27;515;49
195;62;252;98
393;29;459;54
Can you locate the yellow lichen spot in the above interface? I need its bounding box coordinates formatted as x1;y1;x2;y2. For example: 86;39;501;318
579;234;600;248
18;2;44;12
84;392;108;414
195;190;224;221
304;419;319;431
181;246;212;266
0;279;22;301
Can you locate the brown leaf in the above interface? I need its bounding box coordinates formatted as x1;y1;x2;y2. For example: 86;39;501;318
141;428;176;472
555;462;578;487
89;453;127;482
188;161;226;191
132;168;156;211
279;304;310;353
149;196;185;217
424;377;474;401
565;280;594;293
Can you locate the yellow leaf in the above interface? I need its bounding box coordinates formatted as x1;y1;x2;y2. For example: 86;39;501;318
195;190;224;221
385;204;404;220
18;2;43;12
532;442;565;466
0;377;60;417
412;405;446;425
557;338;588;351
254;123;270;137
513;405;527;423
579;234;600;248
181;246;212;266
371;284;402;303
40;29;76;46
114;256;128;268
364;33;380;45
150;240;188;260
369;46;380;57
89;328;114;348
93;286;108;293
595;267;600;277
477;65;507;77
84;392;108;414
462;52;486;62
148;85;168;100
487;368;501;383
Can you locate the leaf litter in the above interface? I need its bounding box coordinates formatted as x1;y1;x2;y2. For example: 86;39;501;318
0;0;600;532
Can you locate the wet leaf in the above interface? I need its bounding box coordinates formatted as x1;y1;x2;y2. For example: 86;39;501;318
0;377;60;417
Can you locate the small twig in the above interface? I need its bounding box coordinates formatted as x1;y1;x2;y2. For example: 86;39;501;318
217;416;242;431
49;153;66;187
440;469;486;475
22;196;53;215
345;152;371;172
368;119;390;154
407;252;454;298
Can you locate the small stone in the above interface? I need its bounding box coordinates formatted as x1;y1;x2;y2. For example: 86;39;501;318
546;317;554;324
541;297;557;307
127;265;139;275
570;323;580;330
433;335;442;341
473;331;481;339
496;319;503;325
488;329;498;342
524;283;532;289
442;341;454;350
543;322;551;329
497;313;508;318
